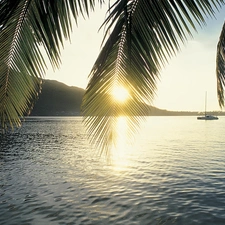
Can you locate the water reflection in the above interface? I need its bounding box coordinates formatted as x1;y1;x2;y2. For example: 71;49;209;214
110;117;134;171
1;117;225;225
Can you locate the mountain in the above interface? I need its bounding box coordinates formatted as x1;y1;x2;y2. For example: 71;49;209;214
30;80;84;116
30;79;221;116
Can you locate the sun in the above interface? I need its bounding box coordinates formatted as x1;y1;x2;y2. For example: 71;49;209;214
111;85;129;102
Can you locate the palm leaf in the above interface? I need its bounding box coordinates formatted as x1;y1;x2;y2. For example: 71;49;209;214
216;21;225;107
0;0;102;130
82;0;224;154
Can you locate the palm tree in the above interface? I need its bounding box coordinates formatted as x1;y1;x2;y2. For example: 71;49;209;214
1;0;225;153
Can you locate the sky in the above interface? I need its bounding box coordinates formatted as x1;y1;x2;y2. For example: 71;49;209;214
45;4;225;112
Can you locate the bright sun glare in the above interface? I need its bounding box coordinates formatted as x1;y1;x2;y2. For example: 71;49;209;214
111;86;129;102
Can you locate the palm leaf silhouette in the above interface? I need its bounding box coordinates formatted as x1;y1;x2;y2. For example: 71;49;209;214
216;21;225;107
0;0;99;129
82;0;224;154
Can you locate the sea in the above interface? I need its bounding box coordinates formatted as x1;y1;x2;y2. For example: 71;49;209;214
0;116;225;225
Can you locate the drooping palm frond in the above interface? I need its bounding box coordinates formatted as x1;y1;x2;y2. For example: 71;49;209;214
82;0;225;154
0;0;102;130
216;21;225;107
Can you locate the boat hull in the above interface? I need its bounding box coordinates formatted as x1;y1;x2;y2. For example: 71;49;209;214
197;115;218;120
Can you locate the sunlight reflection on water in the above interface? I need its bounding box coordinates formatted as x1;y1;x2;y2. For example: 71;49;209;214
109;117;137;172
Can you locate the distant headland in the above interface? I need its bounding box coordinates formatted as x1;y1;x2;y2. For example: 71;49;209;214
30;79;224;117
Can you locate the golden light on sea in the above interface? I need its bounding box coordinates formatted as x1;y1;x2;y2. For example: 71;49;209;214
110;116;132;171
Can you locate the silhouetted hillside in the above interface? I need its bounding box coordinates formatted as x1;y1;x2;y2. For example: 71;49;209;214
31;80;84;116
30;79;222;116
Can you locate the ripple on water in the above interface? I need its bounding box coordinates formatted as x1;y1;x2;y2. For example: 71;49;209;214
1;117;225;224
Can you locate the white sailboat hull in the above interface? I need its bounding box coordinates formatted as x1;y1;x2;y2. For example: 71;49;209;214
197;115;218;120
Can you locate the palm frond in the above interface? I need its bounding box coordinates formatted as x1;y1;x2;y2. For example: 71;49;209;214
0;0;102;130
0;0;43;130
82;0;224;154
216;21;225;107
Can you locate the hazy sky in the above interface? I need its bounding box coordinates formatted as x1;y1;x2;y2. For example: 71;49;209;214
45;4;225;112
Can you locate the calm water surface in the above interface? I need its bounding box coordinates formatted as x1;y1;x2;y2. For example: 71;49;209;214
0;116;225;225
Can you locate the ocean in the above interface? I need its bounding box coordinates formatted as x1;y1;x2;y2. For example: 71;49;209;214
0;116;225;225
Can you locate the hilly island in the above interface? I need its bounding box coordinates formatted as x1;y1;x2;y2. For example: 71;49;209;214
30;80;222;117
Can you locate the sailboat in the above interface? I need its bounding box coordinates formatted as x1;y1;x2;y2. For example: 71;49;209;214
197;92;218;120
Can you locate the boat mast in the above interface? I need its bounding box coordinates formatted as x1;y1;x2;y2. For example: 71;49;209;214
205;91;207;116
